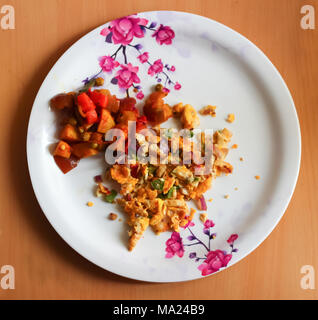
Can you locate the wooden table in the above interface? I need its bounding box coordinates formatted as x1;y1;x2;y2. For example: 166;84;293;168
0;0;317;300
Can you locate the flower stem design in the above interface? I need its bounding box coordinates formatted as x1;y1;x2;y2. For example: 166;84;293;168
111;45;123;59
186;227;209;252
122;46;128;64
143;26;156;31
82;69;103;85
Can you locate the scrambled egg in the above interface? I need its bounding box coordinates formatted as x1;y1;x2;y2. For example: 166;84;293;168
110;125;233;251
173;103;200;129
199;105;217;117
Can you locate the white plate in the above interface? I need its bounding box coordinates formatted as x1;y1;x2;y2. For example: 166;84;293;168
27;11;301;282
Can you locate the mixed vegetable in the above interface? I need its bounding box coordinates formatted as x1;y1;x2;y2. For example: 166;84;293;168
50;78;150;173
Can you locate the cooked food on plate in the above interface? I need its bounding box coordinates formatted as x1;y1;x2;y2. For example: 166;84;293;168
50;80;234;250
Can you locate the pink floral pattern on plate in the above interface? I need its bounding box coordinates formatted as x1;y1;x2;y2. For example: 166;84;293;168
165;218;239;276
83;13;181;99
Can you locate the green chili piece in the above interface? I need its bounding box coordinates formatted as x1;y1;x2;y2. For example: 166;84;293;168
151;179;164;191
105;190;117;203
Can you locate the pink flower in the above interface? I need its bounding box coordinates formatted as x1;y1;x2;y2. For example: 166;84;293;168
148;59;163;76
170;66;176;72
137;52;149;63
165;232;184;258
162;87;170;93
100;28;111;37
99;56;119;72
204;219;215;229
198;250;232;276
174;82;181;90
115;63;140;89
136;90;144;100
100;15;148;45
227;234;238;245
152;24;175;45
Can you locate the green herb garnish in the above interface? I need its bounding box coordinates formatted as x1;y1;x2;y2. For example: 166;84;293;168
158;186;176;199
166;186;176;199
151;179;164;191
104;190;117;203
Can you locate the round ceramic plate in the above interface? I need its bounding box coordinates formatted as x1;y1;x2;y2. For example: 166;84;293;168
27;11;301;282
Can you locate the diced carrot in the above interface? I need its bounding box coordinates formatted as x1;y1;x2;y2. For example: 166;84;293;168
77;92;96;113
117;110;138;125
54;155;79;174
71;143;99;159
86;109;98;124
89;90;108;108
90;132;104;143
59;124;80;142
50;93;74;110
95;89;120;114
97;109;115;133
107;95;120;113
53;141;71;158
77;104;87;118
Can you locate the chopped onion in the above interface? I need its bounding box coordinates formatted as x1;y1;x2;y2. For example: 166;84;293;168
125;194;132;201
94;175;103;183
199;195;207;211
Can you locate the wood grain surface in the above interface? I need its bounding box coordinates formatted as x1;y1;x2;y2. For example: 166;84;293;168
0;0;317;300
